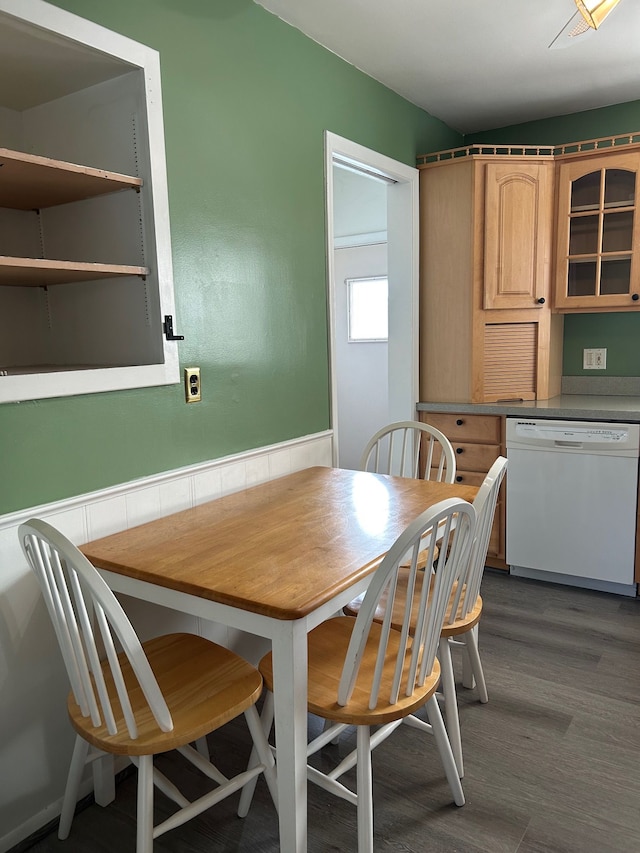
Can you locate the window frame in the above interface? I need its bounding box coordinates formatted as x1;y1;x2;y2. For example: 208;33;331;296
346;274;389;343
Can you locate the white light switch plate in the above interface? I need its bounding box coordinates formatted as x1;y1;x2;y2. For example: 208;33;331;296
583;348;607;369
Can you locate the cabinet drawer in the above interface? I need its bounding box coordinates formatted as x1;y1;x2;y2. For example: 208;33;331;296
452;470;504;561
421;412;501;443
451;469;486;487
451;442;501;472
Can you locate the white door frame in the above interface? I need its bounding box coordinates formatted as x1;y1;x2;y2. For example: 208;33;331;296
324;131;420;466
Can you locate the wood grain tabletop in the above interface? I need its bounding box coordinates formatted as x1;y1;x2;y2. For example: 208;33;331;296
82;466;476;620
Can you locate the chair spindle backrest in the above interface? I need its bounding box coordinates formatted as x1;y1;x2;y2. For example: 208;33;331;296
359;421;456;483
19;518;173;738
337;498;476;710
445;456;508;625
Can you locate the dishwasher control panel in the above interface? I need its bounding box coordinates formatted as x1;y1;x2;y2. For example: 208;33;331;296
506;418;640;456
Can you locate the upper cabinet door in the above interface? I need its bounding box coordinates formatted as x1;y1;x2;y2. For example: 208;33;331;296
483;161;553;310
554;151;640;312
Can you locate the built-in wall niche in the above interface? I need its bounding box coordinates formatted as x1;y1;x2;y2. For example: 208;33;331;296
0;0;179;403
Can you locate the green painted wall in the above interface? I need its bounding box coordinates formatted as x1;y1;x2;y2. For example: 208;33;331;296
467;99;640;147
0;0;461;515
563;313;640;375
467;99;640;379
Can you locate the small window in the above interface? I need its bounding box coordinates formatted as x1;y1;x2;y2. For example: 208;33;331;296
347;276;388;342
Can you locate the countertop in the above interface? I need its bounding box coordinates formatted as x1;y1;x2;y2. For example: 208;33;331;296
417;395;640;422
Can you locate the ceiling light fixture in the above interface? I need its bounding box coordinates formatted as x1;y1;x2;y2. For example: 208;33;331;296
574;0;622;29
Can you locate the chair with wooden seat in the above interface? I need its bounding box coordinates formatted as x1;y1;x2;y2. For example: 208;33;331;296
19;518;278;853
343;455;508;777
240;497;476;853
359;419;456;483
360;420;456;569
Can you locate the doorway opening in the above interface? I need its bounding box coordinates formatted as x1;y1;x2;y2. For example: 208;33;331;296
324;132;420;469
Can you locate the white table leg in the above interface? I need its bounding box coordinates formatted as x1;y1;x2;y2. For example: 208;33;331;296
271;618;309;853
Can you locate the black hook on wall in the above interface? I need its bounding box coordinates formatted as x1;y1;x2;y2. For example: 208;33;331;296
163;315;184;341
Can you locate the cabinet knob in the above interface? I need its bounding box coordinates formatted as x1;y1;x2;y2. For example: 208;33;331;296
456;447;464;454
632;294;639;301
456;419;464;426
456;475;463;482
537;297;546;304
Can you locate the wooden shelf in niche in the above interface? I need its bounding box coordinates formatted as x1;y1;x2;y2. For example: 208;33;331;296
0;364;115;376
0;147;142;210
0;257;149;287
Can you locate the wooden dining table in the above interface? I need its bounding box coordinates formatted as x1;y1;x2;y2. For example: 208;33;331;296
81;465;476;852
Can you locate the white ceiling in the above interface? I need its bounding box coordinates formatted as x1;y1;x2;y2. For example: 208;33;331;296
253;0;640;135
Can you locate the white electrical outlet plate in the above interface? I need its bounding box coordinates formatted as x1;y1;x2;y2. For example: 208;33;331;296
583;348;607;369
184;367;201;402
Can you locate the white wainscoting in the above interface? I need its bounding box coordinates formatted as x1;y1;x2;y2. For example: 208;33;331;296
0;431;332;853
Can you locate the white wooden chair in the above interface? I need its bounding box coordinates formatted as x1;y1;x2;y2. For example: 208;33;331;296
344;455;508;777
240;497;476;853
360;420;457;570
434;455;508;773
19;518;278;853
359;420;456;482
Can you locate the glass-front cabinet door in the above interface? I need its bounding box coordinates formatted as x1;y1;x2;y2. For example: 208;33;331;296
554;151;640;311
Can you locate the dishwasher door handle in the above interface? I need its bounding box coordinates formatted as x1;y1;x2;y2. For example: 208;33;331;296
554;441;583;448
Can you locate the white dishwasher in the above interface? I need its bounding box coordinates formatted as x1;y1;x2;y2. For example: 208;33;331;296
506;418;640;596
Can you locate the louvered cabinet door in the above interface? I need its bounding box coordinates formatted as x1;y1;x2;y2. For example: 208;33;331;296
483;322;537;402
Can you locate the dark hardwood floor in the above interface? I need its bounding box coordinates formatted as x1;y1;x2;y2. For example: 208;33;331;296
22;571;640;853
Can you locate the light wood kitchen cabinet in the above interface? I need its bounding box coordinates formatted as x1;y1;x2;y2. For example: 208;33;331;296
554;147;640;312
419;411;507;569
418;150;563;404
483;161;554;310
